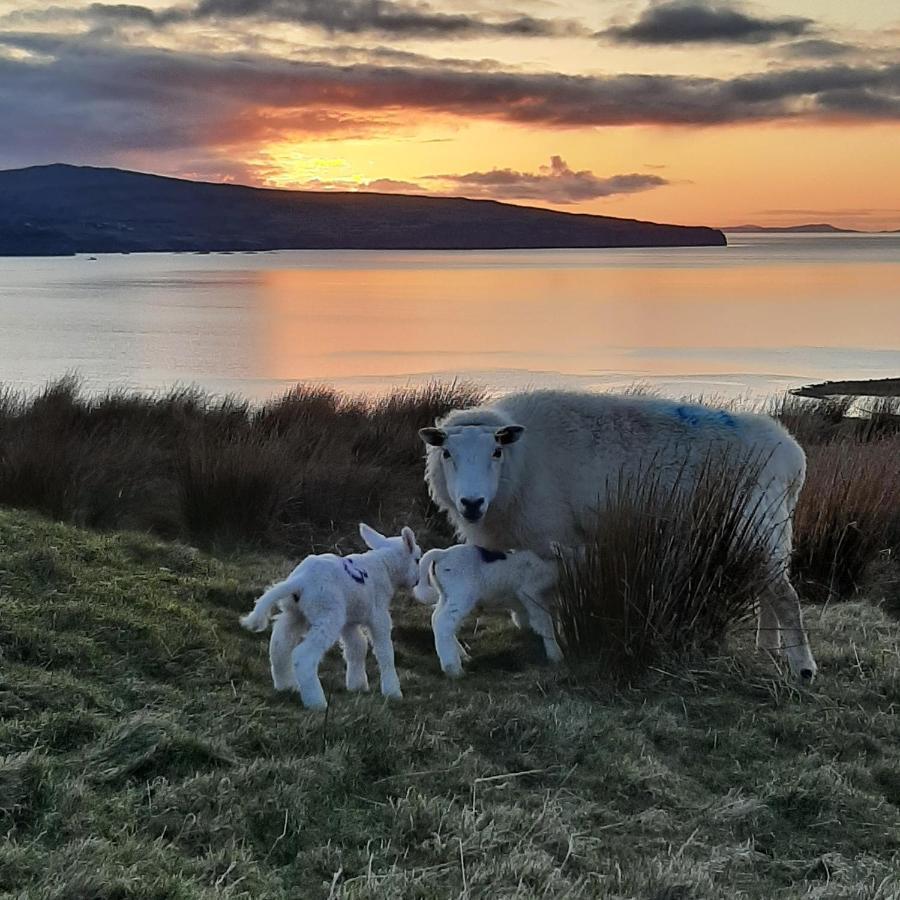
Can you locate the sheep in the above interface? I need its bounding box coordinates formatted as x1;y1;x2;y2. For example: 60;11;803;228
240;523;421;710
419;389;818;682
412;544;562;677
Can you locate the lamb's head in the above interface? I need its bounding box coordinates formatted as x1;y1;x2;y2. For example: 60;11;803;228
419;423;525;523
359;523;422;589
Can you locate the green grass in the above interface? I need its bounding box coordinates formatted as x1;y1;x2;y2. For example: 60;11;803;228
2;508;899;899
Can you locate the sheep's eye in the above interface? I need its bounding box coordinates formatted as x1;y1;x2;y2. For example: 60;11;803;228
442;449;451;460
492;447;502;459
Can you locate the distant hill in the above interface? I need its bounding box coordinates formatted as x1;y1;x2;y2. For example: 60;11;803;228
723;223;862;234
0;164;725;256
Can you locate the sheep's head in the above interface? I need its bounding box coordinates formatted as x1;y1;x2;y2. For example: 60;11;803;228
359;523;422;589
418;424;525;523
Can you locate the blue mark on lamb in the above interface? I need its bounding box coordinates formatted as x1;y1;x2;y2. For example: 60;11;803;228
476;547;507;563
343;559;369;584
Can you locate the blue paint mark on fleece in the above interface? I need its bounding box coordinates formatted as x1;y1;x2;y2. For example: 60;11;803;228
343;559;369;584
476;547;507;563
674;404;736;429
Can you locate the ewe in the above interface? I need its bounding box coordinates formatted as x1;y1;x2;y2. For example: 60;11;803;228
413;544;562;677
420;389;818;682
240;524;421;710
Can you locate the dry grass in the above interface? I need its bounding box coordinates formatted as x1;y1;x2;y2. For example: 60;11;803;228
0;377;484;554
555;453;783;677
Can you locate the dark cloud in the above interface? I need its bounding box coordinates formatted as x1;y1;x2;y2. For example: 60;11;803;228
50;0;589;39
427;156;668;203
603;1;812;45
779;38;858;59
0;34;898;170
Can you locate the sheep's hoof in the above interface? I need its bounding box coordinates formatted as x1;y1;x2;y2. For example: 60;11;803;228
383;689;403;701
442;666;464;679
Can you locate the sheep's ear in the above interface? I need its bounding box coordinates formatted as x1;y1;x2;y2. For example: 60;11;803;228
401;526;417;554
419;427;447;447
495;425;525;445
359;523;388;549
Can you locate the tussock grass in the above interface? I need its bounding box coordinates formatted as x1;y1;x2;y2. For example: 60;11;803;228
1;508;899;898
0;377;484;553
793;436;900;602
555;454;781;676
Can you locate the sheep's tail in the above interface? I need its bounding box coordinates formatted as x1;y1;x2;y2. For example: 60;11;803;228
240;579;299;633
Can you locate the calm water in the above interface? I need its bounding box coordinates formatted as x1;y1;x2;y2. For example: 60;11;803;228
1;233;898;401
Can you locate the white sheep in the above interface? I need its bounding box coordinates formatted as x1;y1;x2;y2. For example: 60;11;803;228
412;544;562;677
420;389;818;682
240;523;421;710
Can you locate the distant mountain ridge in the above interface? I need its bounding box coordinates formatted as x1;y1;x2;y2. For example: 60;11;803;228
0;164;725;255
724;223;879;234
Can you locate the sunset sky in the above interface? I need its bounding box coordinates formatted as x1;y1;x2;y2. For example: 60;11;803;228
1;1;899;229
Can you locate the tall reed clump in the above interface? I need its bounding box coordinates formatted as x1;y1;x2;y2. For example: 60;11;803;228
792;435;900;602
555;452;783;677
0;377;484;552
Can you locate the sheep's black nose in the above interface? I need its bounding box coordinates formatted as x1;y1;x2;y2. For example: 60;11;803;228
460;497;485;521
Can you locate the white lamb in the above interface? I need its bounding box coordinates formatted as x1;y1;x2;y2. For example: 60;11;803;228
240;523;421;710
413;544;562;677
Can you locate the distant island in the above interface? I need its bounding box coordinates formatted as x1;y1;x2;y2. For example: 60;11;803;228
724;223;895;234
0;164;725;256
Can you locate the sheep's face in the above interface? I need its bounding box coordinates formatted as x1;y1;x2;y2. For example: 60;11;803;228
419;424;525;523
359;523;422;589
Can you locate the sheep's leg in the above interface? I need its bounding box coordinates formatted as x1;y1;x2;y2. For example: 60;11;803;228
269;611;305;692
367;609;402;700
764;575;817;683
519;593;563;664
756;597;782;653
292;619;341;710
431;596;472;678
341;624;370;693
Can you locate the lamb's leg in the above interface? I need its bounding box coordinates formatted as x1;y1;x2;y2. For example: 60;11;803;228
431;595;472;678
765;575;817;683
341;624;370;692
519;593;563;664
292;619;341;710
269;611;306;691
756;597;782;653
367;609;402;700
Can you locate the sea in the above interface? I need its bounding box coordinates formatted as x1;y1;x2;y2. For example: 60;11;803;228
1;233;898;403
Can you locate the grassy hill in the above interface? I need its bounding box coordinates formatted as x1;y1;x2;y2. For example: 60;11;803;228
0;164;726;256
2;507;899;899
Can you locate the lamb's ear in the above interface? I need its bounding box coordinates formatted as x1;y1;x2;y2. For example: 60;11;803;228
359;523;388;549
419;427;447;447
495;425;525;445
401;526;417;554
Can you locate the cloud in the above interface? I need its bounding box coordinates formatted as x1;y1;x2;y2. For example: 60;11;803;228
0;34;898;171
426;156;668;203
30;0;589;39
779;38;858;60
603;1;812;45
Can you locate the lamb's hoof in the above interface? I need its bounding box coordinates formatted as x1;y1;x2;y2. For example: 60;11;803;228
303;700;328;711
383;689;403;701
442;666;464;679
346;681;370;693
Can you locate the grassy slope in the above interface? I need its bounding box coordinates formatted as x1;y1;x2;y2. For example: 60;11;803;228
1;508;899;900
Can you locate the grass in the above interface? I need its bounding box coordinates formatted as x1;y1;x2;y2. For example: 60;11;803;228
2;507;900;899
555;453;782;676
0;377;485;554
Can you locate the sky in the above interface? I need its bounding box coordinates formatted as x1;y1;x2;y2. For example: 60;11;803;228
1;0;898;229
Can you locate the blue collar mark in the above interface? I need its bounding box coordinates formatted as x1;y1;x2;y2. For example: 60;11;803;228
476;547;507;563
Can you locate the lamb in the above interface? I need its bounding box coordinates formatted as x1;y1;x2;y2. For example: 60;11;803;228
419;389;818;682
240;523;421;710
413;544;562;677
